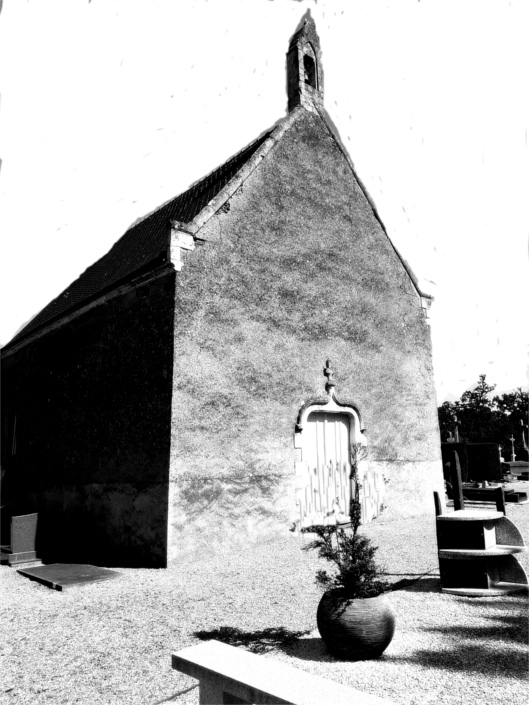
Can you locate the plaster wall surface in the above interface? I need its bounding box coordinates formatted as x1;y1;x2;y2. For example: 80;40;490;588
1;270;175;567
167;110;443;561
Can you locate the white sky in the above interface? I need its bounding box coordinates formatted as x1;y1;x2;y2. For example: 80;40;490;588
1;0;528;403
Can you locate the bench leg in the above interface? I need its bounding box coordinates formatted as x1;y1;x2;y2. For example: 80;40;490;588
199;678;223;704
199;678;250;704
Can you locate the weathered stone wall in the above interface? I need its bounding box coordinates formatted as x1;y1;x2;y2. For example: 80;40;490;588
167;110;443;561
1;269;175;567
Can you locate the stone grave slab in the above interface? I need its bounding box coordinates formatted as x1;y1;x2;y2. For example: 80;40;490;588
461;484;528;504
17;563;119;591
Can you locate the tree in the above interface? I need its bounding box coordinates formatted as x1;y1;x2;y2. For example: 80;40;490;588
438;375;529;461
494;387;528;419
460;374;496;408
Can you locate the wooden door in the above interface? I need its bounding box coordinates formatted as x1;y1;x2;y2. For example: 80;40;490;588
297;412;352;526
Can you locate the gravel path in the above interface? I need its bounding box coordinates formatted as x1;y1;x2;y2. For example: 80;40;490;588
1;489;528;704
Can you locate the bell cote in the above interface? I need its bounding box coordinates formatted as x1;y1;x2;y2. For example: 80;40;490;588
287;16;324;112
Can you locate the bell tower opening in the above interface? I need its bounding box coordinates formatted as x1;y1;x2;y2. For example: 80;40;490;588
286;15;324;112
303;45;317;88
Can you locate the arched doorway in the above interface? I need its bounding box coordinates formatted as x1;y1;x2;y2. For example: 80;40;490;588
293;361;383;530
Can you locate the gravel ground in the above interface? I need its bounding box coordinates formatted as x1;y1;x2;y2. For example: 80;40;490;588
1;486;528;705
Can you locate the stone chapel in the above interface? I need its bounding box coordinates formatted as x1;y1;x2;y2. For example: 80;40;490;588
1;18;444;567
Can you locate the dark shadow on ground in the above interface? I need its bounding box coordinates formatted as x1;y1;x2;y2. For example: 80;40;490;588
387;596;528;678
387;643;527;678
281;637;336;662
279;622;528;672
280;637;397;663
422;620;528;645
458;595;528;610
193;598;528;675
192;626;312;654
387;575;441;593
435;597;529;645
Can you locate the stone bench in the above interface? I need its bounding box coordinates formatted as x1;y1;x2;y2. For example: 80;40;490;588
172;639;395;705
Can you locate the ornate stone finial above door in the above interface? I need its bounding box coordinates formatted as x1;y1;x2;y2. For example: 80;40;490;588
295;360;364;437
323;359;336;396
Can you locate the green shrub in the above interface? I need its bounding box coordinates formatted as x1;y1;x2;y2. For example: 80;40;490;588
301;443;389;599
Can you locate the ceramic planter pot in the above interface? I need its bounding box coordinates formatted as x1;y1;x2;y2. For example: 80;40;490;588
316;590;396;660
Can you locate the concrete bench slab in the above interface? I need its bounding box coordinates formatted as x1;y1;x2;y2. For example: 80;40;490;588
172;639;395;705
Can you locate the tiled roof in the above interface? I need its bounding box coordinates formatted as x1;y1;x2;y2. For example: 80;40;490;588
8;130;272;347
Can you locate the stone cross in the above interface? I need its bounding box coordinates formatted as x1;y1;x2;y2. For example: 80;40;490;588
510;434;516;462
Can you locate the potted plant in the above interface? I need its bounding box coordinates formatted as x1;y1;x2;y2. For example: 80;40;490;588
301;444;395;660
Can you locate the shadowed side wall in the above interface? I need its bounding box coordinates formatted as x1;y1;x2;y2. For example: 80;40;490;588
1;269;175;567
167;110;443;562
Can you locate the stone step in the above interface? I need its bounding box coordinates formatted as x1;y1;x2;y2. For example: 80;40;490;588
442;581;528;597
439;544;528;558
438;509;504;522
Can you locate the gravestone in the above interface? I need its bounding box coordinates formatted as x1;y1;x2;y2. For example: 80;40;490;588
466;443;503;483
0;505;39;566
441;443;468;483
442;443;503;484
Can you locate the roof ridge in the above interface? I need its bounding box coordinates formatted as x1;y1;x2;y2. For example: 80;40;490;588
126;127;277;234
183;106;305;238
313;104;433;303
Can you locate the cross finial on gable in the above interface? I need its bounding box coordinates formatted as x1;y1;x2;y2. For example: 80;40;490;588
287;13;324;113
